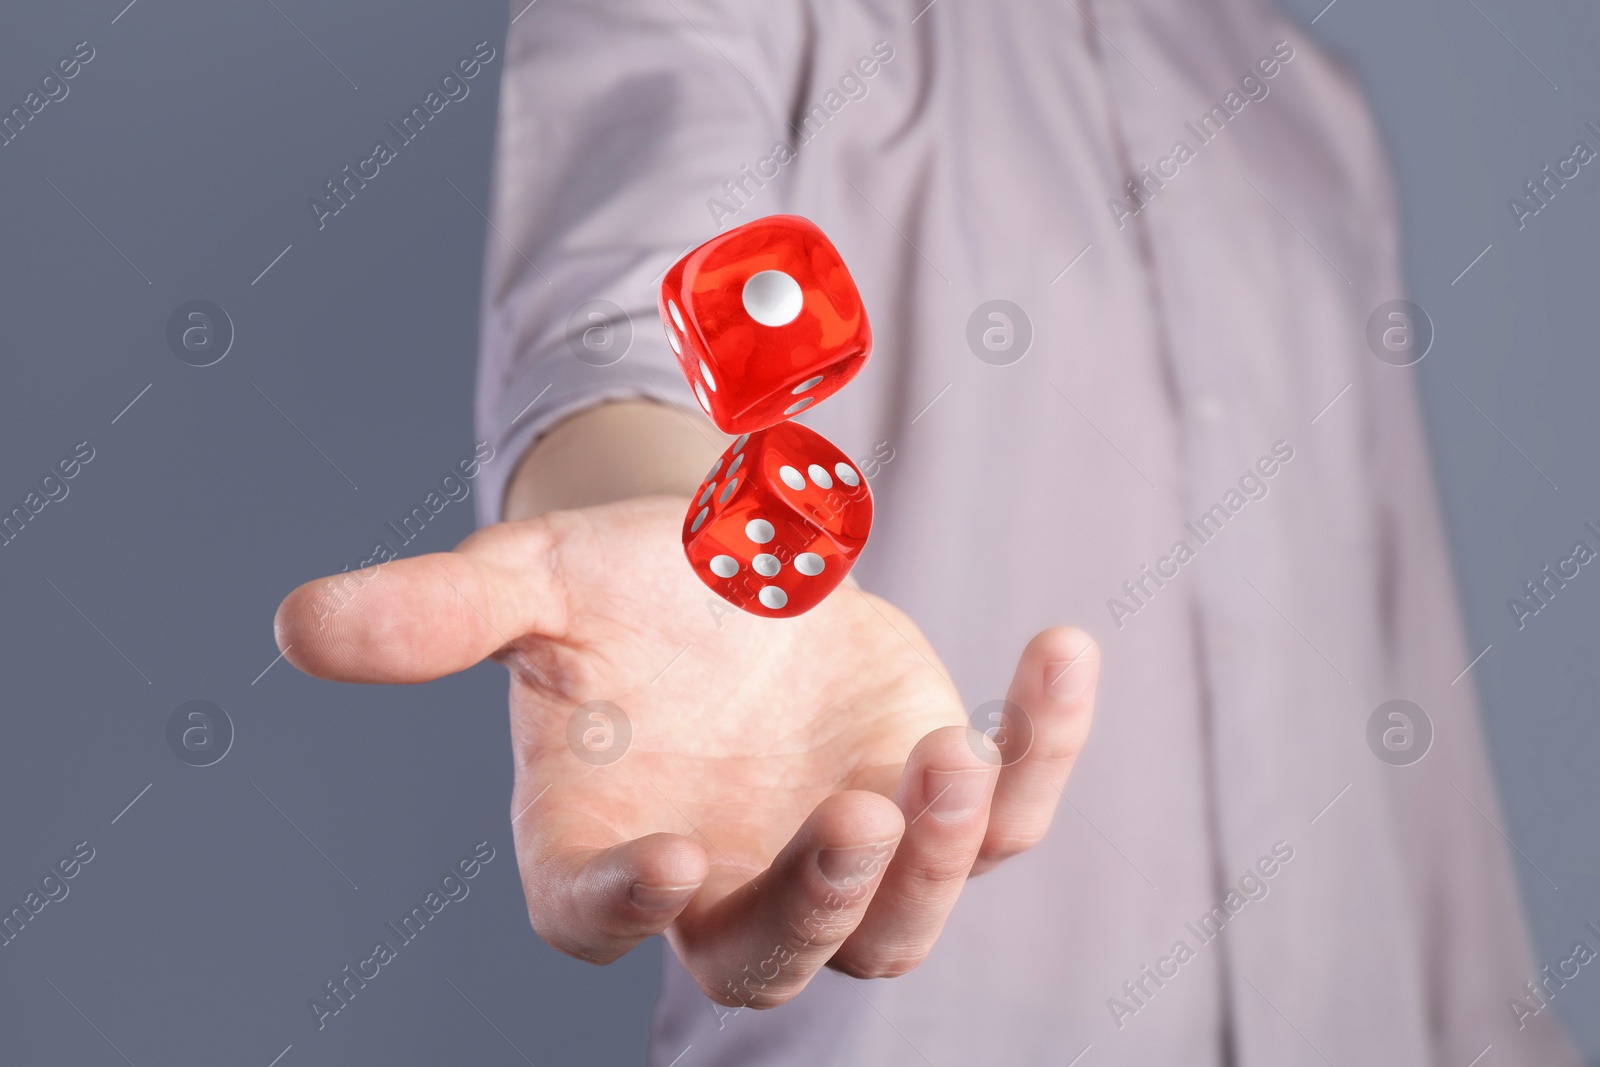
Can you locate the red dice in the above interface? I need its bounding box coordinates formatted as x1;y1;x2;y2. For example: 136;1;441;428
659;215;871;435
683;422;872;618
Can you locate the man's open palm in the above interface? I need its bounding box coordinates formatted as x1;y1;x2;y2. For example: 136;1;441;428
275;497;1097;1006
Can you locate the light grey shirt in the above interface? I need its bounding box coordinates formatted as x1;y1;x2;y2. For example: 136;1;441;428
476;1;1582;1063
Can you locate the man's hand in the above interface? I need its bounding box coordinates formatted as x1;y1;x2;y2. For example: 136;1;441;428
273;413;1097;1009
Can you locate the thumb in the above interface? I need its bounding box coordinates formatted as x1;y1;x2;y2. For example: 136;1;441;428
274;523;567;684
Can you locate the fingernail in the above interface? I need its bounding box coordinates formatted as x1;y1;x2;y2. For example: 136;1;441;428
924;767;990;822
630;882;698;911
817;842;894;888
1046;652;1094;701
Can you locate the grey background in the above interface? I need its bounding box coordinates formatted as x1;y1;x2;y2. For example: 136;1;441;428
0;1;1595;1064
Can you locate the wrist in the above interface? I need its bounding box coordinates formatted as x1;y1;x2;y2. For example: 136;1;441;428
502;400;729;522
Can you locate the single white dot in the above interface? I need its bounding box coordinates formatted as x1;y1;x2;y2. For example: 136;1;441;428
741;270;804;327
732;434;749;453
792;375;823;394
727;453;745;477
697;482;716;506
710;555;739;578
794;552;825;576
779;465;805;490
699;360;716;391
745;518;775;544
807;464;833;489
719;478;739;504
834;462;860;486
753;553;780;577
694;381;712;414
784;397;815;416
690;506;709;533
705;458;722;481
758;586;788;609
668;299;685;332
665;325;681;355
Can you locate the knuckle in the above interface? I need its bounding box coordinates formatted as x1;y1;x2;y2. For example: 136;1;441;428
697;979;747;1007
894;850;976;890
695;973;797;1010
981;827;1048;861
561;940;622;966
980;845;1023;866
982;807;1057;860
831;949;928;980
463;515;551;556
784;906;859;952
1029;724;1086;765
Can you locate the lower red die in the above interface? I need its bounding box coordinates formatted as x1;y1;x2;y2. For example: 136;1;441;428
682;422;872;617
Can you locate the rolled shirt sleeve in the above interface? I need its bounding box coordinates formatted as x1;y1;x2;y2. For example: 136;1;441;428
474;0;800;524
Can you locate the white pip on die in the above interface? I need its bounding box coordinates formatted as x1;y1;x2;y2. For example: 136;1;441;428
682;422;872;617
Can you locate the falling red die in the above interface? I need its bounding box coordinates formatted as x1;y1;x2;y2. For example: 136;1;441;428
683;422;872;618
659;214;871;435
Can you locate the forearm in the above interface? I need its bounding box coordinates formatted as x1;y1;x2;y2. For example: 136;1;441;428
502;401;730;522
